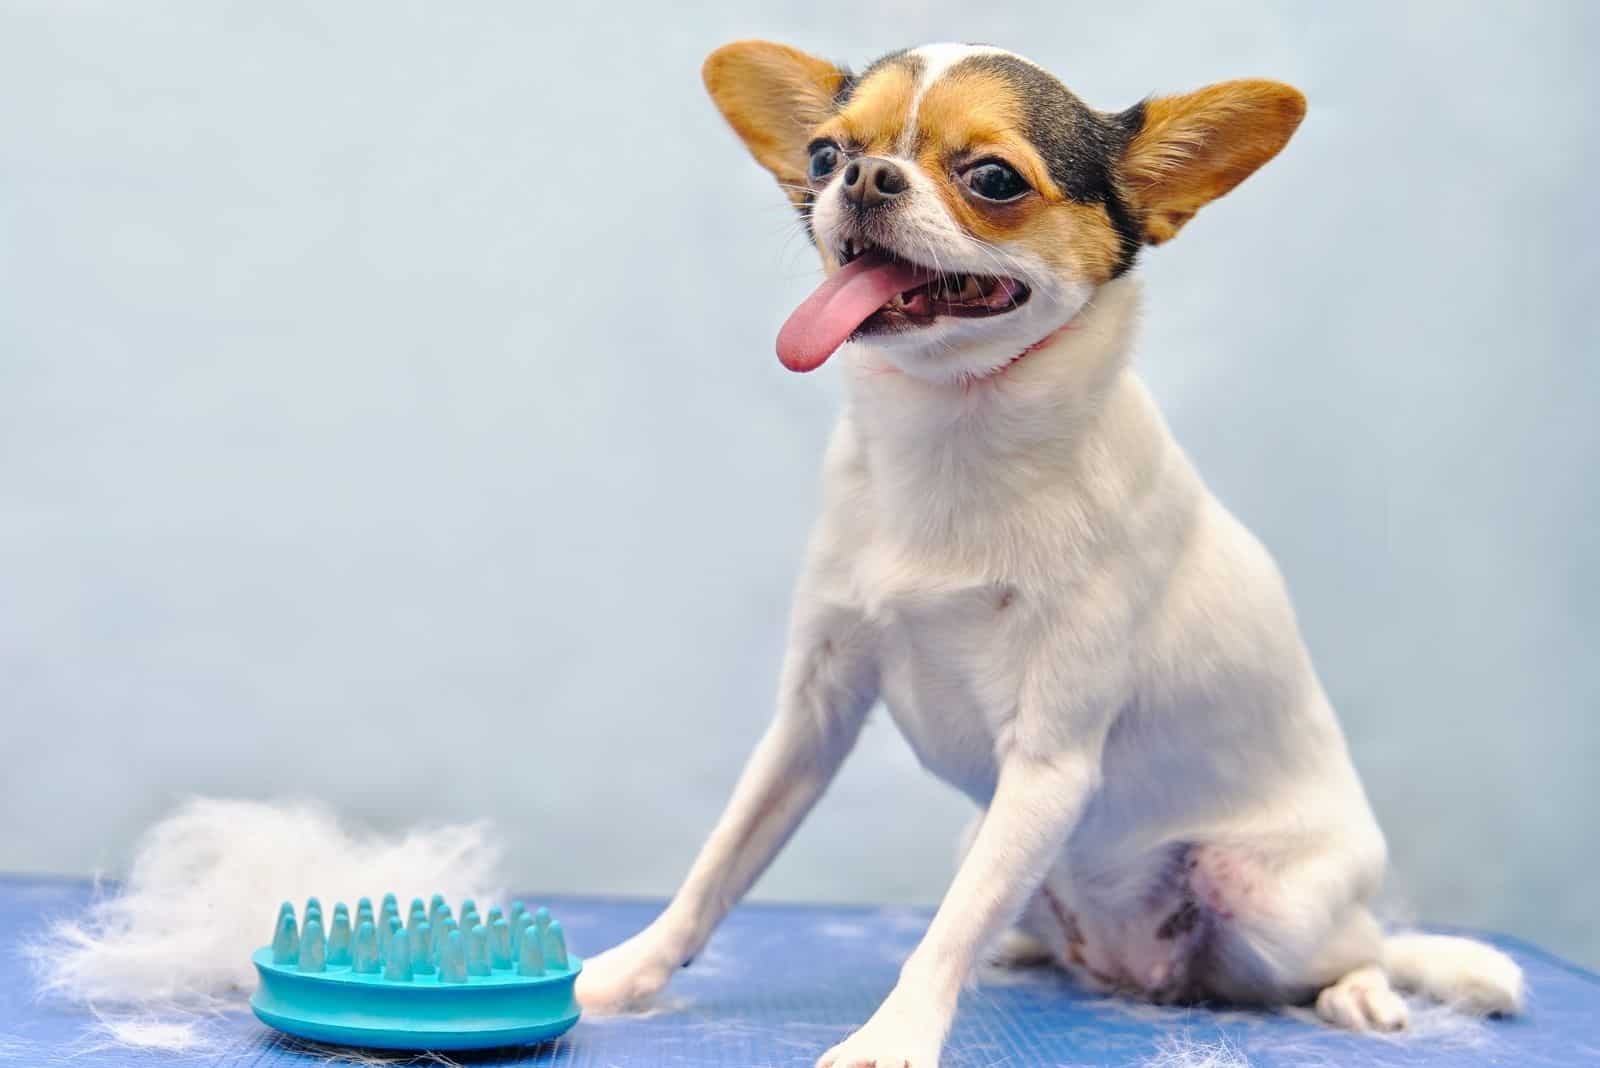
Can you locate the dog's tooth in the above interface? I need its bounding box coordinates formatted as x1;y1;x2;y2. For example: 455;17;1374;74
353;920;380;973
467;924;491;976
271;911;300;965
383;928;413;981
960;276;982;302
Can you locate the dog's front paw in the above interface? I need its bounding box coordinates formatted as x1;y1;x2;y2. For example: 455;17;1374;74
816;994;946;1068
574;931;680;1015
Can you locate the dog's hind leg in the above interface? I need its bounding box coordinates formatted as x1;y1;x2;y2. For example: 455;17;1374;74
1182;840;1407;1029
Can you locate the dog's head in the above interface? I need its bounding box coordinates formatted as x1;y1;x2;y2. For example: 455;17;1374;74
703;42;1305;382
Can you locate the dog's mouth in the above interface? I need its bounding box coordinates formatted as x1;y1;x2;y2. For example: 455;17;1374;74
775;239;1032;373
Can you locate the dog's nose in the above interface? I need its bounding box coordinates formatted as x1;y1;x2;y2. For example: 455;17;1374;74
841;157;909;210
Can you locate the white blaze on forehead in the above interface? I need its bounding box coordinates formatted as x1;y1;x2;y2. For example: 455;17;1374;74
898;43;1019;155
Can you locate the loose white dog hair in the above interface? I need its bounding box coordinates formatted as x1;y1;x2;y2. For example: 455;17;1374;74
30;797;504;1050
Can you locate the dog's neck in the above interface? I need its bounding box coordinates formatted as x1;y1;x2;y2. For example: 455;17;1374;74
837;275;1183;571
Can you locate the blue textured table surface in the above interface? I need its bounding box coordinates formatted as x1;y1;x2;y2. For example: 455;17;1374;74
3;875;1596;1066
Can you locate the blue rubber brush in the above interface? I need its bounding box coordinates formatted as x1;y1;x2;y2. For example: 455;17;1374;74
250;893;581;1050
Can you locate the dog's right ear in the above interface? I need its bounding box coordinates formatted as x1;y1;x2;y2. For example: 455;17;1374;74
703;41;849;186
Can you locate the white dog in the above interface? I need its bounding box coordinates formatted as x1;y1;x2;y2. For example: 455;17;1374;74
576;41;1524;1068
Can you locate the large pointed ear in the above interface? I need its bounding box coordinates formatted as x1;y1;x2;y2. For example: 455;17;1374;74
1118;80;1306;245
702;40;849;186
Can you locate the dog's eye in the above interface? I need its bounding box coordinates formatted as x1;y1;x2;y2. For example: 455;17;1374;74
808;141;842;181
964;161;1030;202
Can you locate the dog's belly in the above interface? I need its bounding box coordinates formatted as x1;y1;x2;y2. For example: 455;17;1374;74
872;583;1019;802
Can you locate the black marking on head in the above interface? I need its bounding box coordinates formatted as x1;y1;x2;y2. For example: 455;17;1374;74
832;69;858;108
953;54;1146;276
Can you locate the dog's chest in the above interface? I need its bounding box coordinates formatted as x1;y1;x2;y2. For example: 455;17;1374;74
864;566;1027;803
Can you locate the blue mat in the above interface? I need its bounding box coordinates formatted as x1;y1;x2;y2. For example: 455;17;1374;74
3;875;1595;1066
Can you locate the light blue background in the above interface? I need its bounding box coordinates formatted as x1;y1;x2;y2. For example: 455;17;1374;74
2;3;1595;966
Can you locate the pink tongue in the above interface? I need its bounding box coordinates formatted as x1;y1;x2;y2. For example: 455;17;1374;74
776;252;932;372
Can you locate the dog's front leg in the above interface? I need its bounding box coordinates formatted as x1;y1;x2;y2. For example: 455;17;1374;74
817;750;1097;1068
577;597;877;1013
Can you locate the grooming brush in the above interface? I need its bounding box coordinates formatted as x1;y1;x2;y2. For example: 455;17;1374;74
251;893;581;1050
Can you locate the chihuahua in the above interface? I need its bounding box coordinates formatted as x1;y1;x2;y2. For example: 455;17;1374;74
575;41;1524;1067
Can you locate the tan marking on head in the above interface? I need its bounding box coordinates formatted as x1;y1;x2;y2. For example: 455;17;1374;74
1119;79;1306;244
813;62;917;156
907;67;1128;285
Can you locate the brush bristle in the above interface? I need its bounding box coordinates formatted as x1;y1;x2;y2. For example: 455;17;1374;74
263;894;570;983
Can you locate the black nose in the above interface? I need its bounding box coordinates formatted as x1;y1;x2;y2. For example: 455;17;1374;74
841;157;909;210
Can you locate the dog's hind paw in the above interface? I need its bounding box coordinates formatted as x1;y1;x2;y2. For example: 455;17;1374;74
1316;965;1409;1032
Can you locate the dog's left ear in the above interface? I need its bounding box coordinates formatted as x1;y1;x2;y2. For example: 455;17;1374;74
703;40;849;186
1117;80;1306;245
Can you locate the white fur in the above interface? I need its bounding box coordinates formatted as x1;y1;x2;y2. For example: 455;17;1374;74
1385;933;1525;1015
31;797;504;1051
897;44;1012;157
579;52;1525;1065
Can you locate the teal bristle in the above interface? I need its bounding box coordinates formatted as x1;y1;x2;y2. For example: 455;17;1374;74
271;913;299;964
410;921;436;975
353;921;380;974
516;922;546;976
439;930;468;984
299;918;327;973
328;905;352;966
519;913;537;956
434;917;459;966
541;920;568;970
490;918;512;968
467;925;491;977
383;928;412;982
251;893;582;1051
